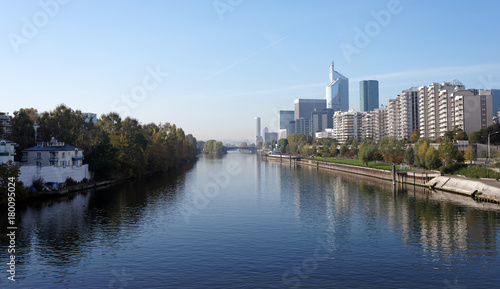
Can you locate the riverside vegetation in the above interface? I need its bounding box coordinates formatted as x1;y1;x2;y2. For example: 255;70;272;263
274;126;500;179
0;104;198;203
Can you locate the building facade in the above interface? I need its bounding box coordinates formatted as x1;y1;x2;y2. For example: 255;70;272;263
22;139;84;168
360;80;379;112
255;117;262;144
333;109;363;143
294;99;327;121
326;60;349;112
0;138;17;163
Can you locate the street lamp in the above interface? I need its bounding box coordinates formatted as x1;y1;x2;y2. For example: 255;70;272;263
488;131;499;163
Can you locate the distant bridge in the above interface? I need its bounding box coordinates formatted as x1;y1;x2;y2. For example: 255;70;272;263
224;146;258;153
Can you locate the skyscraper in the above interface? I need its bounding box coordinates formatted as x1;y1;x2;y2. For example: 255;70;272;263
360;80;379;112
294;99;327;120
255;117;262;144
279;110;294;130
325;60;349;112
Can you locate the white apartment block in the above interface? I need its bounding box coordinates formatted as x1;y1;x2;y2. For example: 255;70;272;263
398;87;419;139
419;80;492;139
333;109;363;143
372;105;387;141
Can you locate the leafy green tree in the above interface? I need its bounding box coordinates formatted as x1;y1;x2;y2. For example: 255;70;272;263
11;109;36;160
454;130;467;141
410;129;420;143
339;143;348;156
0;161;25;202
358;141;376;166
350;139;359;156
438;137;456;166
404;146;415;166
278;138;288;154
287;133;312;145
240;142;248;147
425;147;441;170
38;104;87;144
414;138;429;168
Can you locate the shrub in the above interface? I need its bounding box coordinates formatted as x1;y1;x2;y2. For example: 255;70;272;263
31;176;45;191
65;177;77;186
81;178;89;183
440;162;467;174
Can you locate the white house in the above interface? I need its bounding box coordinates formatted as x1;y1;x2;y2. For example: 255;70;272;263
19;138;89;186
0;138;17;163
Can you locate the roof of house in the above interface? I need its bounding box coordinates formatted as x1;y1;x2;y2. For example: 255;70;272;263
0;138;16;144
23;143;82;152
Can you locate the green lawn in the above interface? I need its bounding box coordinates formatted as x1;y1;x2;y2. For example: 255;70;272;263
306;157;406;171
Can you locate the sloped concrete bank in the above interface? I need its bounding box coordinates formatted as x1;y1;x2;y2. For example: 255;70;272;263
426;176;500;203
264;155;500;204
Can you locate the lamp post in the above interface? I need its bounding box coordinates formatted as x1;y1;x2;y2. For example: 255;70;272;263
487;131;499;178
488;131;499;163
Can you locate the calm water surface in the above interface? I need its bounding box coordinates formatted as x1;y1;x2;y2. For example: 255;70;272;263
2;152;500;288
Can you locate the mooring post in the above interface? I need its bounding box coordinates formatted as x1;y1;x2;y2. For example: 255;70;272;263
392;163;396;185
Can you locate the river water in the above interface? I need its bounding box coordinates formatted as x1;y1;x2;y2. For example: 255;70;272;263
2;152;500;288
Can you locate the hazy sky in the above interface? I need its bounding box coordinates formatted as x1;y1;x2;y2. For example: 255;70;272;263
2;0;500;141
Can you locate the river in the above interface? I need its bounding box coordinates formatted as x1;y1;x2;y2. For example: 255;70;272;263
2;152;500;288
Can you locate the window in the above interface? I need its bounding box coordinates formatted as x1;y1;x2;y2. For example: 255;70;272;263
36;152;41;160
62;152;65;158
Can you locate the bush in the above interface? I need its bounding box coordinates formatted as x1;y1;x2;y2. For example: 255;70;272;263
81;178;89;183
456;165;500;179
439;162;467;174
65;177;77;186
31;176;45;191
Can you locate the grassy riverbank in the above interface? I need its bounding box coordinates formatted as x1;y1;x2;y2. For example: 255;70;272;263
305;157;416;172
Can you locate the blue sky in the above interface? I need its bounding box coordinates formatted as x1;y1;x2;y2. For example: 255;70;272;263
1;0;500;141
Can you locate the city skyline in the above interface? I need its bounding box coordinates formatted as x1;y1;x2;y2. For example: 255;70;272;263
2;1;500;140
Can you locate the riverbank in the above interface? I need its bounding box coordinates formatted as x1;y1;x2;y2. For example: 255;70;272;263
263;154;500;204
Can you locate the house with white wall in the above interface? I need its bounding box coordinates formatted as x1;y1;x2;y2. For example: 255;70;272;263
19;138;89;186
0;138;17;163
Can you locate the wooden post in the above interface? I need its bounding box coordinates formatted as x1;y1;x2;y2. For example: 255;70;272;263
392;163;396;185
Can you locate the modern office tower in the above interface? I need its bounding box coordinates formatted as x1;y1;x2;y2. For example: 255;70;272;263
333;109;363;143
492;89;500;119
288;121;296;135
295;118;311;136
449;89;493;135
263;127;269;136
264;132;278;144
255;117;262;144
294;99;327;120
279;110;294;137
360;80;379;112
398;87;419;140
325;60;349;112
311;108;334;134
419;81;465;139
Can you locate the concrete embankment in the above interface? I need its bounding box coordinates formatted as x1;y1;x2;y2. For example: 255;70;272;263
33;180;119;198
426;176;500;203
263;155;500;204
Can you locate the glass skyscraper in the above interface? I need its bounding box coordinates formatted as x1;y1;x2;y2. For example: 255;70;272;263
326;60;349;112
360;80;379;112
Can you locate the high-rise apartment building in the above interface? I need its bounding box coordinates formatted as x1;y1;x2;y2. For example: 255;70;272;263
333;109;363;143
326;60;349;112
372;105;387;141
360;80;379;112
398;87;419;139
449;89;493;135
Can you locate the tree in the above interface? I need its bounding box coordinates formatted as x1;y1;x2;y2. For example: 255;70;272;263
358;141;376;166
438;137;456;166
240;142;248;147
404;146;415;166
350;139;359;156
454;130;467;141
287;133;312;146
425;147;441;170
339;143;348;156
278;138;288;154
38;104;87;144
11;109;36;160
0;161;24;202
414;138;429;168
410;128;420;143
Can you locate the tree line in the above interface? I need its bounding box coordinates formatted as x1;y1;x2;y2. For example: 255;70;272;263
8;104;198;180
